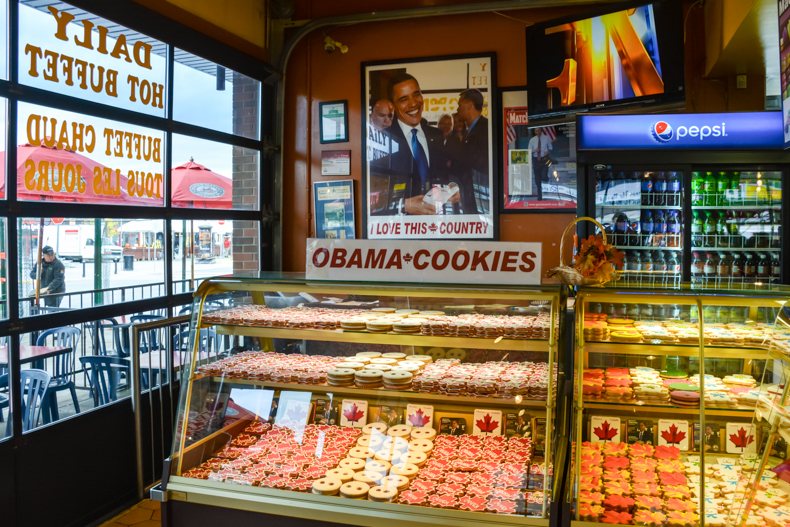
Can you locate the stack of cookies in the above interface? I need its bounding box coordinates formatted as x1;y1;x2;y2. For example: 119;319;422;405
327;368;356;387
383;370;413;390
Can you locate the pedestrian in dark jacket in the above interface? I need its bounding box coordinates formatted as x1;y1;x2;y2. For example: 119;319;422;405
30;245;66;307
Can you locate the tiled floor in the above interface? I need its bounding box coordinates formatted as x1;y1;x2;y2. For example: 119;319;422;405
100;499;161;527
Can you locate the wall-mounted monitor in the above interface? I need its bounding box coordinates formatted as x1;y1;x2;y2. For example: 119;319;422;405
526;0;684;121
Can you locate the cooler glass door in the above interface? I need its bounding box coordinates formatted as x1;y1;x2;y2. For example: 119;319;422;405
594;168;683;287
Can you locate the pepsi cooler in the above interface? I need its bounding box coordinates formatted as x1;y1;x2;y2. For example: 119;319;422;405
576;112;790;287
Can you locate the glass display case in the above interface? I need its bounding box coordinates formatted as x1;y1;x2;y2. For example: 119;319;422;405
568;284;790;527
161;273;566;527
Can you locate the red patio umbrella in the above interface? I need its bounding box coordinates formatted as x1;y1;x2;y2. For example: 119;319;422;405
171;159;232;209
0;144;151;204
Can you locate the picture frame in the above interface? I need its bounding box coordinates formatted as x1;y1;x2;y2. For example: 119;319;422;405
313;179;355;239
436;412;469;436
626;418;656;445
498;85;577;213
362;53;497;240
693;422;723;453
319;100;349;144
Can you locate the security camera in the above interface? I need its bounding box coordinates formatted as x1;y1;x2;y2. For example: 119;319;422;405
323;36;337;53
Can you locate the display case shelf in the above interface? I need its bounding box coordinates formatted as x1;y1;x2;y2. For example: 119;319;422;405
583;341;765;358
213;325;550;352
195;376;549;410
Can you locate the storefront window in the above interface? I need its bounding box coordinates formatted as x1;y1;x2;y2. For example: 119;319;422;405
0;0;7;80
0;218;6;320
171;219;235;294
173;49;260;140
170;134;258;210
0;97;6;199
18;1;166;116
18;217;166;316
17;102;164;206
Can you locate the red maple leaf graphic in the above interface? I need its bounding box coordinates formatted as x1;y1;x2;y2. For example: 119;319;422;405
729;427;755;451
408;408;431;427
343;403;365;424
476;413;500;434
593;420;618;442
660;424;686;445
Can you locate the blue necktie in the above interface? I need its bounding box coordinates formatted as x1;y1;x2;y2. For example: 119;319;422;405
411;128;429;191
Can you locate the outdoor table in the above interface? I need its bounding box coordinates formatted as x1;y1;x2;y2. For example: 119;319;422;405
0;345;71;370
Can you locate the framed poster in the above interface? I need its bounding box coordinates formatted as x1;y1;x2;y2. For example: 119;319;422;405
313;179;355;239
321;150;352;176
500;93;577;212
362;53;497;239
319;100;348;143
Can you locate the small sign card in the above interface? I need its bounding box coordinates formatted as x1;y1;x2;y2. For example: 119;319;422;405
657;419;690;451
473;409;503;436
725;422;756;454
274;391;312;440
406;404;433;428
590;416;621;443
340;399;368;428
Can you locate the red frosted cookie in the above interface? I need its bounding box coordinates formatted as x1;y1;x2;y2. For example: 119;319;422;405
633;509;667;526
603;479;631;496
458;495;487;512
659;472;687;487
603;470;631;482
603;456;630;470
486;498;518;514
579;490;605;504
631;470;656;483
656;460;685;473
398;489;428;505
653;445;681;460
634;495;662;510
600;510;633;524
408;479;437;493
630;457;658;472
427;494;458;509
632;482;660;496
603;494;634;511
665;498;695;512
628;443;654;458
578;502;605;521
602;443;629;456
665;510;698;527
444;472;471;485
662;485;692;500
435;483;465;497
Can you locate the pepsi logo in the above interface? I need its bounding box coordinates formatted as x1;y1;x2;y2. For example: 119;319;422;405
651;121;673;143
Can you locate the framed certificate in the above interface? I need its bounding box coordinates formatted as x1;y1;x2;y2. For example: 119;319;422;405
319;100;348;143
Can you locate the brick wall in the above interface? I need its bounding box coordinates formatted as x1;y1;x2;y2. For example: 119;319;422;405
232;72;261;273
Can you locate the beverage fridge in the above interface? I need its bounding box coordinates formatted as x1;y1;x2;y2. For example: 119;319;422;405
575;112;790;289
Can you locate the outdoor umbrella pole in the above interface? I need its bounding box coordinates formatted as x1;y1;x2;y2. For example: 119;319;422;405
34;218;44;307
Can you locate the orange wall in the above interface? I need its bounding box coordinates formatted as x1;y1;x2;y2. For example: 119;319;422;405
282;7;580;277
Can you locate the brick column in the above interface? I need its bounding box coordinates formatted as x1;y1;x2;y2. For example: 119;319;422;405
232;72;260;273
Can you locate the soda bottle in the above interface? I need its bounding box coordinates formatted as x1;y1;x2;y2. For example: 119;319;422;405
667;171;681;206
757;253;769;278
654;210;667;234
691;171;704;205
641;210;654;240
691;251;704;280
628;250;641;272
731;252;743;279
641;172;653;206
703;171;717;205
667;211;680;247
744;252;757;278
729;171;741;203
717;212;729;247
716;171;729;205
614;212;629;246
704;211;717;247
667;251;680;274
620;250;629;271
704;252;717;277
654;172;667;206
717;252;731;278
771;253;781;281
641;250;654;273
691;211;703;247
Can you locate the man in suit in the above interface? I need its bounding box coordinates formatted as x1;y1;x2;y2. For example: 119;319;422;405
635;422;653;443
370;72;449;215
453;88;489;214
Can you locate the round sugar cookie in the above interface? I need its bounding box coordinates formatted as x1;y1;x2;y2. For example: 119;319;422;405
368;484;398;502
379;474;410;492
353;470;384;485
386;424;413;437
365;459;391;474
338;457;366;472
410;427;437;440
362;422;388;435
325;468;355;482
399;450;427;467
389;462;419;479
382;352;407;360
312;477;342;495
357;435;384;449
356;351;382;359
340;481;371;499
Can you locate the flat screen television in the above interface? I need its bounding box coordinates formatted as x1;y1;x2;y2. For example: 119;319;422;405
526;0;684;120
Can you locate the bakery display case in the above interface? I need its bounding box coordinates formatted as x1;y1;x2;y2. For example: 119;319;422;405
160;273;566;527
568;284;790;527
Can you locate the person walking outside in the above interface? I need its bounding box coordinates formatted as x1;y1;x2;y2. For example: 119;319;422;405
30;245;66;307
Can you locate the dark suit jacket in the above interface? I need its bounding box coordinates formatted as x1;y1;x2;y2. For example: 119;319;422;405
370;119;447;214
451;115;489;214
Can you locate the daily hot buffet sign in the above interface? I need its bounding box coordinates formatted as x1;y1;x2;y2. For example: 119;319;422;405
306;239;542;285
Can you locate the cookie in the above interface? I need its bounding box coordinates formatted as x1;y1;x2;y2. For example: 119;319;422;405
362;422;388;435
338;457;366;472
410;427;437;440
312;477;342;495
368;485;398;502
382;352;407;360
386;424;413;437
379;474;410;492
325;468;355;482
355;351;382;359
353;470;383;485
340;481;370;499
389;462;419;479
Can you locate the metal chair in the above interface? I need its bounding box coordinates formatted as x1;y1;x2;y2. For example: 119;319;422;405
4;369;51;435
35;326;81;422
79;355;130;406
130;314;165;353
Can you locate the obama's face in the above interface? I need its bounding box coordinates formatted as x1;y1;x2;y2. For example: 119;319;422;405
391;78;424;127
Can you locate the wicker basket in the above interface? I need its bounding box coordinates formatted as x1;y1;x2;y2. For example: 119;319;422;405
547;216;620;287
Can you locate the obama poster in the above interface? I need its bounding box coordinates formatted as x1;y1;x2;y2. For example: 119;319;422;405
363;54;496;240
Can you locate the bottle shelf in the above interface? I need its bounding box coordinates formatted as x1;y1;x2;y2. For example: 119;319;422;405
597;203;682;211
693;204;782;210
690;247;780;253
615;245;683;252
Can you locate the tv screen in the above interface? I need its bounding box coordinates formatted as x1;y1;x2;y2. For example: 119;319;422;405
526;0;684;120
